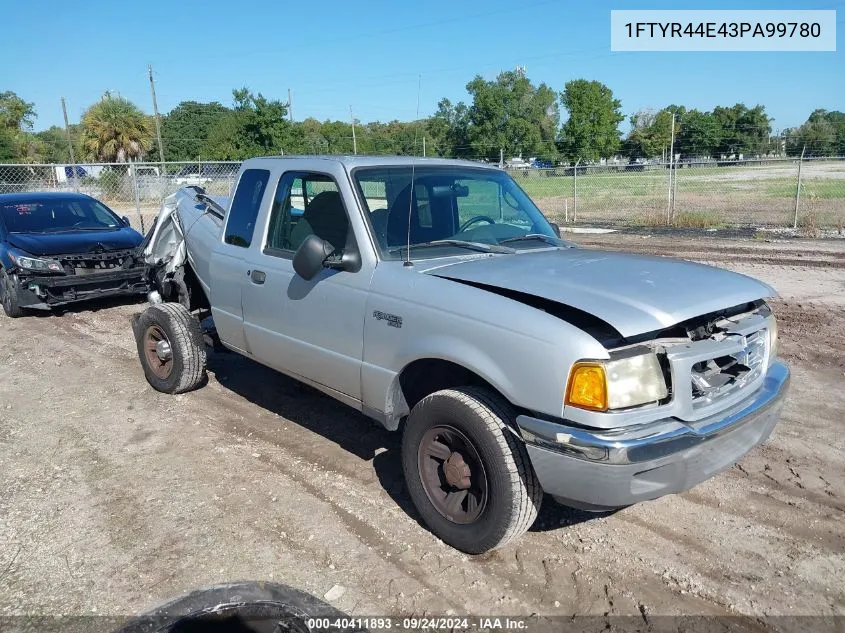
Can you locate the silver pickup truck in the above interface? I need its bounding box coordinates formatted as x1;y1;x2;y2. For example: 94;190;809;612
133;155;789;553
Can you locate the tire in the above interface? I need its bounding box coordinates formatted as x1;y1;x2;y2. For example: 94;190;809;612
0;268;24;318
402;386;542;553
134;302;206;394
114;581;358;633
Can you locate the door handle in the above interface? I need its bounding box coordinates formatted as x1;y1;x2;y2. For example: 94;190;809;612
250;269;266;285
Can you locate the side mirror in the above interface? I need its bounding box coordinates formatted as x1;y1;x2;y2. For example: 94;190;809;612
293;234;335;280
550;223;561;238
122;215;132;227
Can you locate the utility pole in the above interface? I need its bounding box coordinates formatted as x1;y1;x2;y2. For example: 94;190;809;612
667;112;675;224
287;88;293;122
148;65;165;169
60;97;79;192
422;136;426;157
349;105;357;155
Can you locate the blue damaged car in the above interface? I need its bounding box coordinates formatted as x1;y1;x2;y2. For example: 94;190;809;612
0;192;147;317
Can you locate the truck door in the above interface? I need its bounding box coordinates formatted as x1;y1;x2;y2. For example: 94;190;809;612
240;169;372;401
209;168;271;353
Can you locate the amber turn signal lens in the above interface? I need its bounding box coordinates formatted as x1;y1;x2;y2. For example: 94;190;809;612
565;363;608;411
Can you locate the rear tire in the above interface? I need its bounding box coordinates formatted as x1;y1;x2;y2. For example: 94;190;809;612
0;269;24;318
402;387;542;553
134;302;206;394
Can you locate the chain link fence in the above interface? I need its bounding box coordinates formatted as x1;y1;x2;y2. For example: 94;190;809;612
511;156;845;230
0;161;241;232
1;157;843;232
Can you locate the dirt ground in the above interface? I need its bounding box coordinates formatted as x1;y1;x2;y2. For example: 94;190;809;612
0;230;843;626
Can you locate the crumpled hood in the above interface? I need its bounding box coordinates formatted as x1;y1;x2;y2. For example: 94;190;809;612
6;228;143;256
425;248;776;338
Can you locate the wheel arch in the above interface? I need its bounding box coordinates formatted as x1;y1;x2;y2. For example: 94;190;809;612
382;356;523;432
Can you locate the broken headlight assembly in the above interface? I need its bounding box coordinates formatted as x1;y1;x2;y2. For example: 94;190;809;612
8;249;64;273
565;348;669;412
767;314;778;365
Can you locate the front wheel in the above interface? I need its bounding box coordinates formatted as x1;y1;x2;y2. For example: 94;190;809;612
133;302;207;394
402;387;542;553
0;269;24;318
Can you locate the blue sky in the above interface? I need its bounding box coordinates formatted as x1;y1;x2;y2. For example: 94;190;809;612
4;0;842;133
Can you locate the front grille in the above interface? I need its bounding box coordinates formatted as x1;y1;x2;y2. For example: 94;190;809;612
690;329;767;408
58;249;137;275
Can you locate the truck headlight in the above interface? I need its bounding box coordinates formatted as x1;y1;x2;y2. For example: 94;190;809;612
9;252;63;273
767;315;778;364
566;350;669;412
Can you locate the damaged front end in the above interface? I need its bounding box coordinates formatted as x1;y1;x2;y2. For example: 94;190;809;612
9;247;148;310
138;187;222;311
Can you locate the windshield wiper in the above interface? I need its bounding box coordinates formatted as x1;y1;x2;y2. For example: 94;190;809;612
389;239;515;255
499;233;563;247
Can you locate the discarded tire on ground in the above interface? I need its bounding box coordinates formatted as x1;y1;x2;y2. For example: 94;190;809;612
402;386;542;554
133;302;207;394
113;581;361;633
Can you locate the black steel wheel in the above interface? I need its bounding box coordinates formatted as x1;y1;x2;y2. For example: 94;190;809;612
417;425;488;524
402;387;542;553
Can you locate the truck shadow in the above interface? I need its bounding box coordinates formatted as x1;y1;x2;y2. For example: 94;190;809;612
207;349;603;536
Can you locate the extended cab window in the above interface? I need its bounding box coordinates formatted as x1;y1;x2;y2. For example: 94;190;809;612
266;172;349;254
225;169;270;247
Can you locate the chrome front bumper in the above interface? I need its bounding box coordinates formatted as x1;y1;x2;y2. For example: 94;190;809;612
517;361;790;510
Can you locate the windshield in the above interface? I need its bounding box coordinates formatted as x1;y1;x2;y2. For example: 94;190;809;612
0;197;122;233
353;166;562;259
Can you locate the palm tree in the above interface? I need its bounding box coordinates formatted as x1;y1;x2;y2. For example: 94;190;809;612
80;93;153;162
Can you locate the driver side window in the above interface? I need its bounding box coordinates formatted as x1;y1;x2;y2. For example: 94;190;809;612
265;172;349;255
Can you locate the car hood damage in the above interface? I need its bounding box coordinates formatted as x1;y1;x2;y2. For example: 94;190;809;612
6;229;142;256
425;248;776;339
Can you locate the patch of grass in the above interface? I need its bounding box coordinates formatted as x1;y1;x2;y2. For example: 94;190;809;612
671;211;724;229
798;209;822;238
765;180;845;200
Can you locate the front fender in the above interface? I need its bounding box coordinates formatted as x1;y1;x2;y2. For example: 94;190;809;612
361;268;610;428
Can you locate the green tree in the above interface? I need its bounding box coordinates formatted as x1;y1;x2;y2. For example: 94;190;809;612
156;101;230;161
34;125;81;163
785;109;845;157
558;80;624;162
0;91;36;132
293;117;328;154
712;103;771;158
203;88;292;159
460;71;558;162
425;98;469;157
676;109;720;158
0;128;16;161
624;108;675;159
80;93;153;162
0;91;39;162
320;120;355;154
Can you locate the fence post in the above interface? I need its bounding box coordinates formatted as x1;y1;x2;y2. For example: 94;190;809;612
130;161;144;233
793;146;805;229
671;159;678;221
573;158;581;223
667;113;675;225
